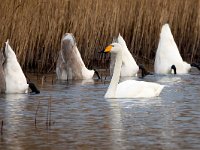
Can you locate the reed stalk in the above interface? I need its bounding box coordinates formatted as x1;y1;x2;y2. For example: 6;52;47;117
0;0;199;72
1;120;3;135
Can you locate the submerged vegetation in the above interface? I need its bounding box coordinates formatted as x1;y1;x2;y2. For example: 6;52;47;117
0;0;199;73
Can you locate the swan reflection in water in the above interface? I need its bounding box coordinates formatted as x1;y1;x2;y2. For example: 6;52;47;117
106;96;179;149
2;94;28;150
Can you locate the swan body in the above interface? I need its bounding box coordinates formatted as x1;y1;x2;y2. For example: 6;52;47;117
116;80;164;98
4;40;28;93
56;33;96;80
110;34;139;76
103;43;164;98
154;24;191;74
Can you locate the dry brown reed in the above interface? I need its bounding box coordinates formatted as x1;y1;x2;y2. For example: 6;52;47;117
0;0;199;72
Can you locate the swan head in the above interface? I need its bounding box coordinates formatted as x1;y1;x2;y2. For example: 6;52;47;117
101;43;122;54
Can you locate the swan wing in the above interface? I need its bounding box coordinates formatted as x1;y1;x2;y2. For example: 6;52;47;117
116;80;164;98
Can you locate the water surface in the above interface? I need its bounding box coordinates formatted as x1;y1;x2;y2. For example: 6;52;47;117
0;73;200;150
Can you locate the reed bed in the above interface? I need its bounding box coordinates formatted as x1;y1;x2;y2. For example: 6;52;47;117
0;0;199;72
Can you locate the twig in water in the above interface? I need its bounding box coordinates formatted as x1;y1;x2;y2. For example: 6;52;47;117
41;76;46;87
49;96;52;126
104;76;107;84
35;100;40;127
46;99;49;127
46;96;52;128
51;76;54;85
1;120;3;135
37;72;39;81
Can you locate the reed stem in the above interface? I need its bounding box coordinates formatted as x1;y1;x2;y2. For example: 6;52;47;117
0;0;199;72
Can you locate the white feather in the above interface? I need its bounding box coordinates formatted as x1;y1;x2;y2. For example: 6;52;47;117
154;24;191;74
110;34;139;77
4;40;28;93
105;43;164;98
56;33;94;80
116;80;164;98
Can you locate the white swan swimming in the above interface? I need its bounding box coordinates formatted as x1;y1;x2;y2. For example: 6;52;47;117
154;24;199;74
3;40;29;93
56;33;100;80
110;34;139;76
101;43;164;98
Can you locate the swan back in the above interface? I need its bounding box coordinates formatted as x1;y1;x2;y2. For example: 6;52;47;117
116;80;164;98
154;24;190;74
4;40;28;93
110;34;139;76
56;33;94;80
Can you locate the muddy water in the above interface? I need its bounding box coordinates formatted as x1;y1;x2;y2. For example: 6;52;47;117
0;73;200;150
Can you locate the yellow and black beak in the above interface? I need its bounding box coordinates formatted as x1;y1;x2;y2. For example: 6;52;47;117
99;45;113;53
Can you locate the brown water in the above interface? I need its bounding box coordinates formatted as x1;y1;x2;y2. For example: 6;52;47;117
0;73;200;150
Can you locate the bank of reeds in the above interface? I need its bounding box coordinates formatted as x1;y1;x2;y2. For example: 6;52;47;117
0;0;199;72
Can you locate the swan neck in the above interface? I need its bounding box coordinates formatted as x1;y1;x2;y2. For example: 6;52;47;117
105;51;122;98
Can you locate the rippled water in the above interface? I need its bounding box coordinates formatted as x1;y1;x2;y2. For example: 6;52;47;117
0;72;200;150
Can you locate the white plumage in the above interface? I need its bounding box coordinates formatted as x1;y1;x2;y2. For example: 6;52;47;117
4;40;28;93
116;80;164;98
154;24;191;74
110;34;139;77
56;33;96;80
104;43;164;98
